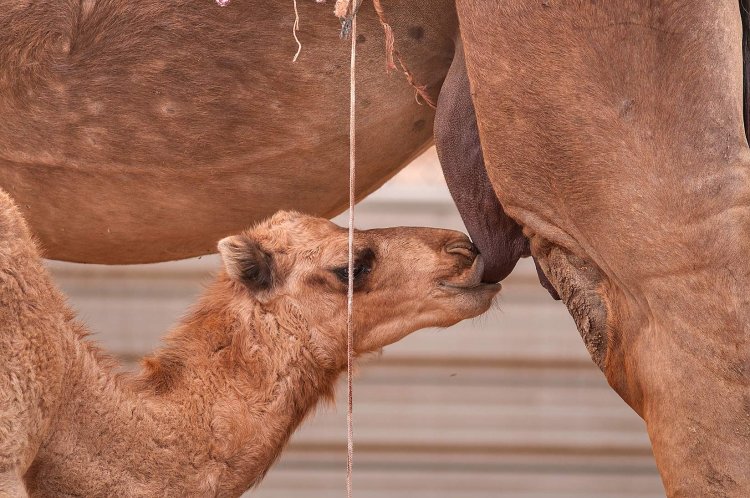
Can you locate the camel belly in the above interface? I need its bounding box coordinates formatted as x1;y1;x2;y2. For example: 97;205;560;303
0;0;454;263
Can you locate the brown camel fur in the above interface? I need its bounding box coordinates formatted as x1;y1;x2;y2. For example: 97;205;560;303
0;190;498;497
7;0;749;494
453;1;750;495
0;0;457;264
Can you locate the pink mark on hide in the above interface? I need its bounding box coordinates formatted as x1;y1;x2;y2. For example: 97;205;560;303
215;0;230;6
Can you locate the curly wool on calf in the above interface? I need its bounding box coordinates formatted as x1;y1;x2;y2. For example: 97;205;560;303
0;190;499;497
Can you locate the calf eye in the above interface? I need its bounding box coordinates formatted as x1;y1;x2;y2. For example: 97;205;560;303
333;264;370;283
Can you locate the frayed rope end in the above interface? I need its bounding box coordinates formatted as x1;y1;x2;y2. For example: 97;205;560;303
335;0;362;38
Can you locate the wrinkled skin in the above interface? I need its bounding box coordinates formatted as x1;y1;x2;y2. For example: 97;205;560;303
434;39;528;283
452;1;750;495
434;38;560;298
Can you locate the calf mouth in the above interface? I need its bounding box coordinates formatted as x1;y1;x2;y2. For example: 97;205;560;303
439;255;502;293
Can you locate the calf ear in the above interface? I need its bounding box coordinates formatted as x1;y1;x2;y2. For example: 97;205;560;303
218;235;274;291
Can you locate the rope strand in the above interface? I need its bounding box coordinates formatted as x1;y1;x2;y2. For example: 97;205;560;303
292;0;302;62
346;11;357;498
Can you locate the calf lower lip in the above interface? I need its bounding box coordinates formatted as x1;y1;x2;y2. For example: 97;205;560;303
441;256;486;290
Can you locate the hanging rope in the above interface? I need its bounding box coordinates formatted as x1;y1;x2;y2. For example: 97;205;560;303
218;0;360;492
371;0;436;107
345;8;358;497
292;0;302;62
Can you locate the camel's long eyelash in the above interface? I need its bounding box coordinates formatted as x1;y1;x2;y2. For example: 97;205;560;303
331;248;376;283
333;264;371;282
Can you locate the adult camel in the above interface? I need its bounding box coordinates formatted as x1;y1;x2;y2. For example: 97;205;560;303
1;0;749;496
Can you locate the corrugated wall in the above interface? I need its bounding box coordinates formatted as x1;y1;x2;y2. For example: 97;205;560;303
46;153;664;497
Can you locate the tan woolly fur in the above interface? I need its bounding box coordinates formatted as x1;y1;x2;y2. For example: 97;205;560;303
0;190;498;497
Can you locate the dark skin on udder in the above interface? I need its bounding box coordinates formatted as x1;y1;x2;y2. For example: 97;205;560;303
434;39;559;299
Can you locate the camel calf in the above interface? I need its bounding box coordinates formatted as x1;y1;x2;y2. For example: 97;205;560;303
0;190;499;497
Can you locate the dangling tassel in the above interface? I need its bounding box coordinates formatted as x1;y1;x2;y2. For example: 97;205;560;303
336;0;362;38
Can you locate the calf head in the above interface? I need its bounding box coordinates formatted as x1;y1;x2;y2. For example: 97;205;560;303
218;211;499;358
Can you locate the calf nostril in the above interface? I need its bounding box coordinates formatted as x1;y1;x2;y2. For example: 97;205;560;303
445;239;478;262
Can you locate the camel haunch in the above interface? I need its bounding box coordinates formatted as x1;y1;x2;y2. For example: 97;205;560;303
455;1;750;494
0;190;499;496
